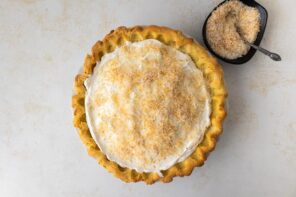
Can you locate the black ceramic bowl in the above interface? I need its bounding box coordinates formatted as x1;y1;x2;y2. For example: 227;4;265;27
202;0;268;64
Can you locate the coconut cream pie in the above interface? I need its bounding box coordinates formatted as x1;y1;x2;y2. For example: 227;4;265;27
72;26;227;184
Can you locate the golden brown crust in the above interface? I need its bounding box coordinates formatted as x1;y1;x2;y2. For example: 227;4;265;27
72;25;227;184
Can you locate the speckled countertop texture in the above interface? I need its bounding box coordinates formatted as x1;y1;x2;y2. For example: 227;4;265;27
0;0;295;196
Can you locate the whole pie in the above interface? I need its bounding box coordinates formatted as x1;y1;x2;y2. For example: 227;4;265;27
72;26;227;184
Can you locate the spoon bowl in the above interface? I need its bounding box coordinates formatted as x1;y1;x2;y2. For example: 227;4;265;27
202;0;268;64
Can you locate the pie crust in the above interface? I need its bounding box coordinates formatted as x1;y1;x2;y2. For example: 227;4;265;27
72;25;227;184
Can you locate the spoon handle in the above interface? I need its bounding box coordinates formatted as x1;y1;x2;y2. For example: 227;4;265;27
248;42;281;61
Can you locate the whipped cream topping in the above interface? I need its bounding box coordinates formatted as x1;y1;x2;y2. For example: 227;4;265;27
84;39;211;174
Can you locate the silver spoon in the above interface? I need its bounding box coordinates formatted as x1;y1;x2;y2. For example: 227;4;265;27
236;25;281;61
244;40;281;61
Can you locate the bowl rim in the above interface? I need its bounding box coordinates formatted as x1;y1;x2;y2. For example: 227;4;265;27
202;0;268;64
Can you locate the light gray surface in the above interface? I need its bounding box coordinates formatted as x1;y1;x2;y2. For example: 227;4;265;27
1;0;295;196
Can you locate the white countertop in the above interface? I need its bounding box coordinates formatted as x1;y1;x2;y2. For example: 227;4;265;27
1;0;295;196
